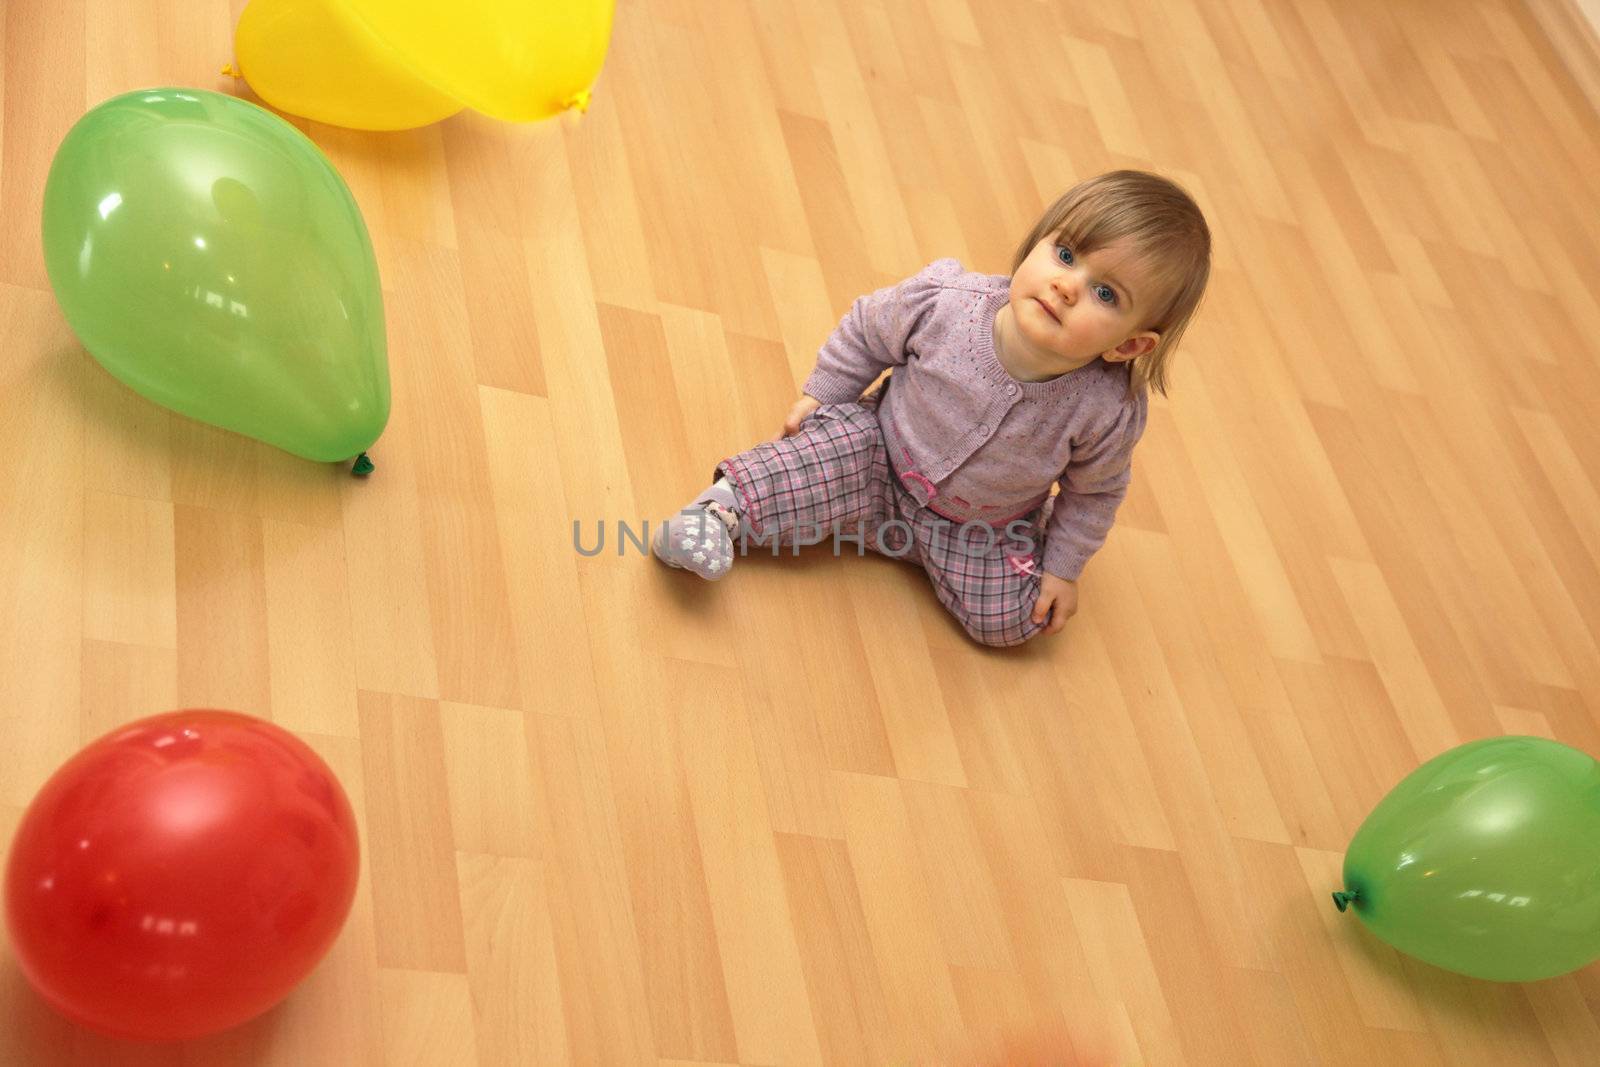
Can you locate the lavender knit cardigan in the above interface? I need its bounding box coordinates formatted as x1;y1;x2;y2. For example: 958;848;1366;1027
801;259;1149;581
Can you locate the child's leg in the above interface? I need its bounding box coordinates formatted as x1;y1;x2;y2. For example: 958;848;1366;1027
714;403;887;552
901;491;1050;647
653;403;887;579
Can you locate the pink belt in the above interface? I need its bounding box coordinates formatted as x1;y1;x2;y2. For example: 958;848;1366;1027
894;445;1039;527
901;468;939;498
893;445;940;498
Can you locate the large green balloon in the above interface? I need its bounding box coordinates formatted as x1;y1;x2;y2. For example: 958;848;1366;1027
41;88;388;463
1334;736;1600;982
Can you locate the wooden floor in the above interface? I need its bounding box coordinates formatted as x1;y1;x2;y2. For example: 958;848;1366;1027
4;0;1600;1063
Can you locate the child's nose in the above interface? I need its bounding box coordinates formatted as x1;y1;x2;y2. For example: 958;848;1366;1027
1051;274;1077;304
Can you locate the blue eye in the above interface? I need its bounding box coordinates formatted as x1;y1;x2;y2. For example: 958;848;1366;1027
1056;244;1120;307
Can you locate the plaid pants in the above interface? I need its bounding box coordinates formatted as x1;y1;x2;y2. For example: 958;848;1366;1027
716;401;1050;647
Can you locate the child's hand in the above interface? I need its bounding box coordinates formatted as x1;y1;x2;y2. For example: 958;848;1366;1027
774;394;823;441
1032;573;1078;635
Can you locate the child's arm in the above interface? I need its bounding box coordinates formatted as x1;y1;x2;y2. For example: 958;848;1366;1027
1040;399;1149;581
802;259;958;404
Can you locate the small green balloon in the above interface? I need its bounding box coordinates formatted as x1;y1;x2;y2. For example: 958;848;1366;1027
1336;736;1600;982
41;88;389;463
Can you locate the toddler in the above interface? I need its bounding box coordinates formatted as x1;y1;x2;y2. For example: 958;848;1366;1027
653;170;1211;647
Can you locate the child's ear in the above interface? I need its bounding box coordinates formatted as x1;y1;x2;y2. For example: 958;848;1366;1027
1106;331;1159;362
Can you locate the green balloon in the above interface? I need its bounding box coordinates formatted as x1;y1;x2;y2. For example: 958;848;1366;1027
1335;736;1600;981
41;88;388;463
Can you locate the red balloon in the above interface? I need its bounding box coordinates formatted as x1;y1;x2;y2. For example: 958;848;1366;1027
4;710;360;1041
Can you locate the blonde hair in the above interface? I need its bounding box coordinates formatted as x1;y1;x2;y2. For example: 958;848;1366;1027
1012;170;1211;398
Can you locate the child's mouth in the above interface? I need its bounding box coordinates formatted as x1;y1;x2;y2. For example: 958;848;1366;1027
1034;297;1061;324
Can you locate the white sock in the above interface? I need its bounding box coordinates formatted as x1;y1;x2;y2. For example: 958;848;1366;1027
703;477;740;533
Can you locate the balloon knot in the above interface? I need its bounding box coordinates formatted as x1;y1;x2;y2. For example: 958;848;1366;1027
352;453;374;477
1331;890;1359;913
564;88;592;114
220;63;242;79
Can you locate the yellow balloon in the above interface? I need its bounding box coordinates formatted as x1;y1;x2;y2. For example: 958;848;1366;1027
233;0;615;130
339;0;616;122
235;0;461;130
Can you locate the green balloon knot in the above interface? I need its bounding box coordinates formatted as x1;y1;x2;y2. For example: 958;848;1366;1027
351;452;374;477
1331;889;1359;913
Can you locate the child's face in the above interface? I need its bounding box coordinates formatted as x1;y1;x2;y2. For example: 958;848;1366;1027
1008;236;1160;368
